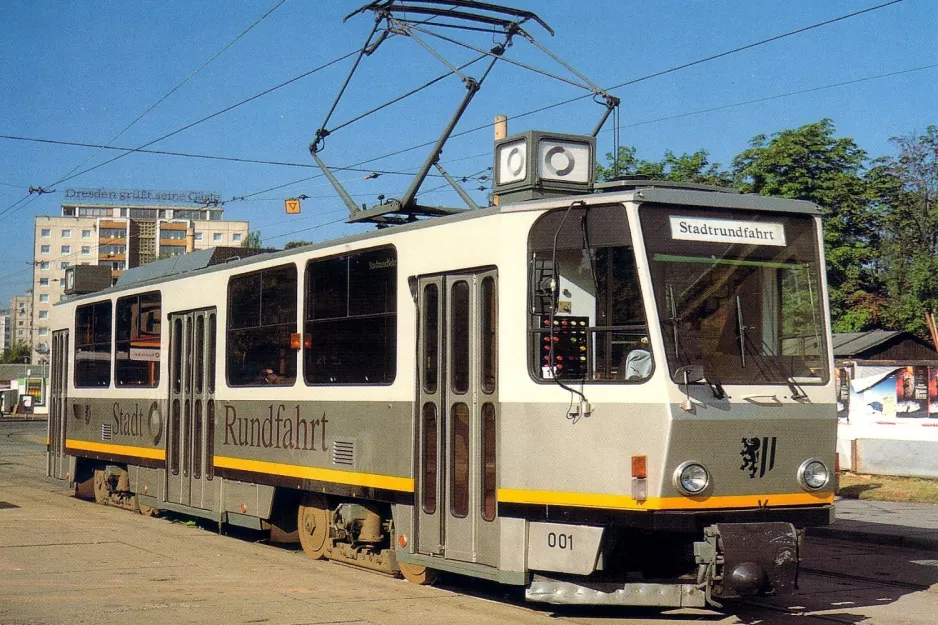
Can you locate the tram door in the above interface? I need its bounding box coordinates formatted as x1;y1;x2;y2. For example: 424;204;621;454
416;271;499;566
167;309;217;509
47;330;69;479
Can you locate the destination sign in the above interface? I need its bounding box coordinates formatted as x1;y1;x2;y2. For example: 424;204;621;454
669;216;786;247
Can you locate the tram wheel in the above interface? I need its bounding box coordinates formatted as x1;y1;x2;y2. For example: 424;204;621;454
297;493;329;560
92;470;109;505
398;562;438;585
136;496;159;517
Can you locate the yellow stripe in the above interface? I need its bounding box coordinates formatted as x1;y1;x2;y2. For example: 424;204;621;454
497;488;832;511
66;439;166;461
214;456;414;493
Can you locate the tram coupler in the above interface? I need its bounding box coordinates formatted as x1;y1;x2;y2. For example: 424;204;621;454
695;522;799;606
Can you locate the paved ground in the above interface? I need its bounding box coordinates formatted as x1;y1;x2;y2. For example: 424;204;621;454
2;420;937;625
808;498;938;550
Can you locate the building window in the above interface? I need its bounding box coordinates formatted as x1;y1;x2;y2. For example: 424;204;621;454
194;232;203;241
212;233;223;242
304;246;397;385
40;245;50;254
39;278;49;287
111;261;125;271
38;310;48;319
39;294;49;303
60;261;71;270
81;246;91;255
116;292;161;387
61;245;71;254
39;261;50;270
161;230;186;240
232;233;242;243
99;228;126;238
82;229;92;239
40;228;51;237
161;246;185;257
75;301;111;387
226;264;297;386
61;229;71;238
38;328;49;336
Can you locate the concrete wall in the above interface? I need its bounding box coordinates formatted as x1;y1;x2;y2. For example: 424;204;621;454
845;438;938;479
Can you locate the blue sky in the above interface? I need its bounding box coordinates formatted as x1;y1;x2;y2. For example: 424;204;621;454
1;0;935;306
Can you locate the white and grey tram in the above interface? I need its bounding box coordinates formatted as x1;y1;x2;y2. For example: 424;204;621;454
47;132;836;608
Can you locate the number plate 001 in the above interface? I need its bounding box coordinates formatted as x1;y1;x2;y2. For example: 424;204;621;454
527;522;604;575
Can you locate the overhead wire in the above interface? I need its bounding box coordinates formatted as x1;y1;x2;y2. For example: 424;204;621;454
0;1;910;225
54;1;288;185
37;51;361;195
0;48;362;223
0;0;287;221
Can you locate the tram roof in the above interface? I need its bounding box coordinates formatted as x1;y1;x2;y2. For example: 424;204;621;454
61;185;820;304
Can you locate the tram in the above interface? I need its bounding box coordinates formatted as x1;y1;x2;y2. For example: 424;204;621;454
46;129;836;608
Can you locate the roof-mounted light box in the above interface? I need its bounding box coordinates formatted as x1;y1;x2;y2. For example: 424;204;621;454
493;131;596;203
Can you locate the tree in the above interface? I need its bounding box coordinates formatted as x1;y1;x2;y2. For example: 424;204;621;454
284;240;312;249
598;147;731;186
732;119;884;331
1;342;31;364
242;230;263;249
869;126;938;338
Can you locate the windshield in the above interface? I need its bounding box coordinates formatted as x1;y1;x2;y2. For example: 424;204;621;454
640;203;828;385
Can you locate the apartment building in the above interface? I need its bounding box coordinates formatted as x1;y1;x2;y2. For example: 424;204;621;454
9;295;32;353
0;309;8;353
29;190;250;363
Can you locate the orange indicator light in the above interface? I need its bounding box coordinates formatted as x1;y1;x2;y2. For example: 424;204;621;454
631;455;647;479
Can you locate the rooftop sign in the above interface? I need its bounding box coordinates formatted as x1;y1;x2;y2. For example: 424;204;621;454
63;188;221;206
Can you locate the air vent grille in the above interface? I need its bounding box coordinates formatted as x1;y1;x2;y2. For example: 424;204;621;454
332;440;354;466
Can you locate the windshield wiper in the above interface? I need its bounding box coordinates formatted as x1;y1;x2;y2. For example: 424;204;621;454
736;295;746;368
743;331;811;401
668;285;680;359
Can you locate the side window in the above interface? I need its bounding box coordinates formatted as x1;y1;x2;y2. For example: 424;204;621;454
75;301;112;387
304;246;396;385
528;205;651;383
227;264;298;386
115;292;161;387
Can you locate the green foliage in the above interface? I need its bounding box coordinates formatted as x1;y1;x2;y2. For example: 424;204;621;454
283;240;312;250
598;147;731;186
1;342;31;364
242;230;263;250
731;120;884;332
872;126;938;336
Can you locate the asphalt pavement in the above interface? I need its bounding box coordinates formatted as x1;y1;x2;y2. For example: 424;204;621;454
808;497;938;550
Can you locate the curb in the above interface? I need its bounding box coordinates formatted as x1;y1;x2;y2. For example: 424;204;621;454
807;524;938;551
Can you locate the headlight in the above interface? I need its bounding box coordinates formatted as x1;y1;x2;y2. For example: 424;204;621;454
798;459;830;491
673;462;710;495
